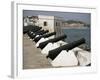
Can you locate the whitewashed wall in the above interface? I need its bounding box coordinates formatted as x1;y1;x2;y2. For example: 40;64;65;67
54;17;63;37
38;15;55;32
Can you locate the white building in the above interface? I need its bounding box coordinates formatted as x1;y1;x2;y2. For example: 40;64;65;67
24;15;64;37
38;15;63;37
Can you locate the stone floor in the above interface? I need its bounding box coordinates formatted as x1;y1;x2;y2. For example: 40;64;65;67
23;34;53;69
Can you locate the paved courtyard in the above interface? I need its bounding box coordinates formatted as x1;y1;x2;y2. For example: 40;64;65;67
23;34;53;69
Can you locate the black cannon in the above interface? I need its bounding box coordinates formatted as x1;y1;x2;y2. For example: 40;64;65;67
23;26;29;34
33;29;45;34
34;30;49;35
27;31;34;38
46;38;85;60
23;28;28;34
38;35;67;49
30;27;42;33
34;32;56;42
23;26;33;34
23;25;42;34
28;29;45;38
30;30;49;39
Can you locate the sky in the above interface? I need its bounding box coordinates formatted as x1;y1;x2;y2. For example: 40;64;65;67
23;10;91;24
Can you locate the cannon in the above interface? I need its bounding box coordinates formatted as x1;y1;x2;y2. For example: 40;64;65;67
46;38;85;60
35;30;49;35
30;30;49;39
23;25;42;34
30;27;42;33
34;32;56;42
38;35;67;49
33;29;45;34
23;27;29;34
27;31;34;38
28;29;45;38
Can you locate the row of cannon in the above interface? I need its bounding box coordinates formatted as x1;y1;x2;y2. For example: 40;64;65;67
24;25;91;67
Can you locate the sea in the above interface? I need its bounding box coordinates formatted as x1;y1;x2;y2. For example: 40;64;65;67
62;27;91;50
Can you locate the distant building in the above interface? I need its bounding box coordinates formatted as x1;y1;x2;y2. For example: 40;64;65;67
62;20;85;28
63;22;84;27
24;16;39;26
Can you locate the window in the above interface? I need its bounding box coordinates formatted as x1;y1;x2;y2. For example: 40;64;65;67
56;22;57;26
56;22;60;26
44;21;47;26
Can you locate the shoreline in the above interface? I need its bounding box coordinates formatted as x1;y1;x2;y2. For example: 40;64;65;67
61;27;90;29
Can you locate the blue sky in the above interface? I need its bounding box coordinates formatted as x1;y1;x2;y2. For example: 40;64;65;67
23;10;91;24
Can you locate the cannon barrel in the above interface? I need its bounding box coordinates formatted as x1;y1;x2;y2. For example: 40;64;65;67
30;30;49;39
38;35;67;49
30;29;45;38
34;32;56;42
33;30;45;34
28;25;42;32
23;28;28;34
36;30;49;35
31;27;42;32
26;25;41;31
46;38;85;60
27;27;43;38
23;26;33;34
23;25;42;34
